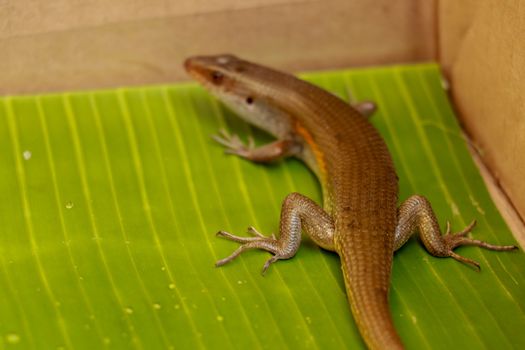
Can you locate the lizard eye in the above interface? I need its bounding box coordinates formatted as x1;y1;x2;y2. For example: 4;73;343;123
246;96;254;104
211;71;224;84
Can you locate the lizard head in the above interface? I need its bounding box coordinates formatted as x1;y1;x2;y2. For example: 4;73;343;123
183;54;263;102
184;54;238;88
184;54;296;138
184;54;300;106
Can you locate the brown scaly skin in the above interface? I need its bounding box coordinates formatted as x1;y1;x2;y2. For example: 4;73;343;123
184;54;517;350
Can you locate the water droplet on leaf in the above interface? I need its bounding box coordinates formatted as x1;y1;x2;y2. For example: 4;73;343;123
5;333;20;344
23;150;32;160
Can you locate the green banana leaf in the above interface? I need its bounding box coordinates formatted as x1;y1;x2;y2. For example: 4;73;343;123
1;64;524;349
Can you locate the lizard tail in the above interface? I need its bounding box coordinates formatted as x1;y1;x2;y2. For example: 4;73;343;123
339;242;404;350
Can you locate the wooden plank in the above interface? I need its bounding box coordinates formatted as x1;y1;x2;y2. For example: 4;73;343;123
1;0;435;94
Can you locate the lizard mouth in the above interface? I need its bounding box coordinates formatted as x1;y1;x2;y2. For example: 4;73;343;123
183;56;199;73
183;57;204;80
183;56;221;89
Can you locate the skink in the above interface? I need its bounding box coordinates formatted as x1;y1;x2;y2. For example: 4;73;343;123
184;54;517;349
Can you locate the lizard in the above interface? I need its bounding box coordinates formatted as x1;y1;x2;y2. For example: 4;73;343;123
183;54;517;349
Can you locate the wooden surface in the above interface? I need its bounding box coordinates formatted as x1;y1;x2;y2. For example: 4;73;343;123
438;0;525;233
0;0;435;94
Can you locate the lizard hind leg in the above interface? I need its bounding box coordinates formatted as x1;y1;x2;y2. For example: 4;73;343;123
395;195;517;270
215;192;335;275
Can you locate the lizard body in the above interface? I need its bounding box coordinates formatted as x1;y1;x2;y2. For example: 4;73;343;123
184;54;516;349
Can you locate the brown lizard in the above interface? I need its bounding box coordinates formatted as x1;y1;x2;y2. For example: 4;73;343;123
184;54;517;349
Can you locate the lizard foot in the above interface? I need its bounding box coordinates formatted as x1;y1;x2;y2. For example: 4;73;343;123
212;129;254;158
215;227;281;275
442;220;518;270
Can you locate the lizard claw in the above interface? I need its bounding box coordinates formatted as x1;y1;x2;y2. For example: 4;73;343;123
442;220;517;271
215;227;281;271
247;226;265;238
444;220;476;237
261;255;280;275
211;129;253;157
448;251;481;271
247;226;276;239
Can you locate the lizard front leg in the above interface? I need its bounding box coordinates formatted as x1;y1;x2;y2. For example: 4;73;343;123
212;129;302;163
352;101;377;118
216;192;334;274
394;195;517;269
